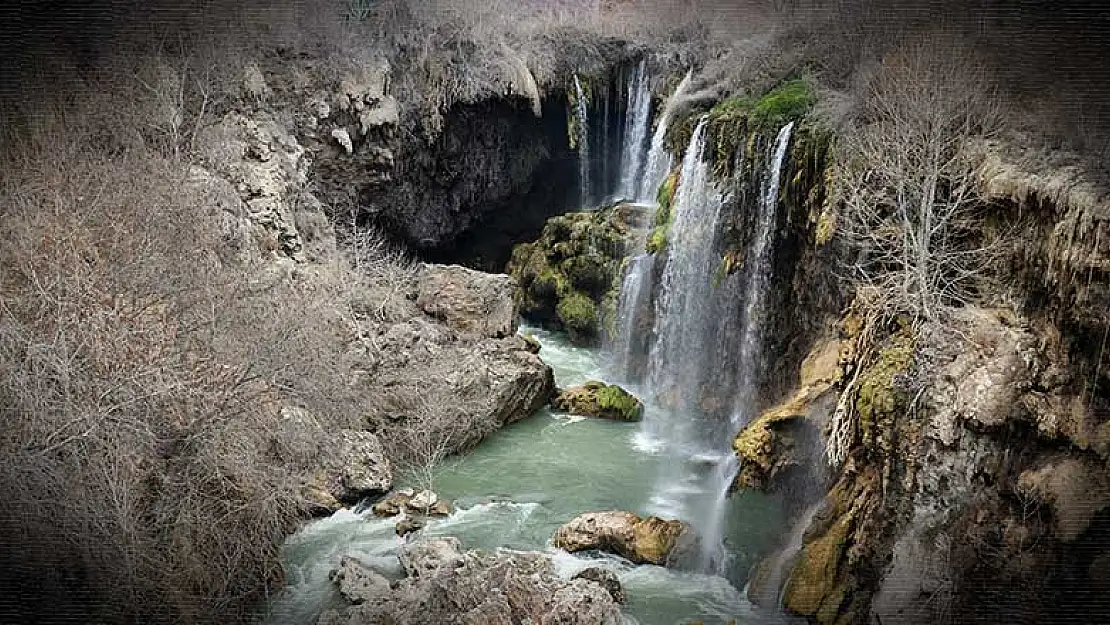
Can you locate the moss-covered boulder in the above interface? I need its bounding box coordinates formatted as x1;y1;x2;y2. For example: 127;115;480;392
552;380;644;422
506;203;640;345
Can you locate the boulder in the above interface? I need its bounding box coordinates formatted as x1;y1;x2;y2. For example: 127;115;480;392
572;567;625;603
372;490;414;517
399;537;464;578
321;538;622;625
395;516;426;537
331;430;393;503
331;555;391;604
552;511;693;566
415;264;518;339
405;489;438;513
552;381;644;422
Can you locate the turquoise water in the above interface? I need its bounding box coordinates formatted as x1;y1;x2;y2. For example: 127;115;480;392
267;327;797;625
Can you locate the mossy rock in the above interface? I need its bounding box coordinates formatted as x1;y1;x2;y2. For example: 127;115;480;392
555;291;599;343
552;381;644;422
505;203;640;345
855;328;915;450
783;511;854;621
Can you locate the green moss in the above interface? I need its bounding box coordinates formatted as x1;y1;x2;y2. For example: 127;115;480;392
751;79;816;127
553;381;644;422
855;330;915;449
595;384;645;421
556;290;598;337
815;207;837;246
646;227;668;255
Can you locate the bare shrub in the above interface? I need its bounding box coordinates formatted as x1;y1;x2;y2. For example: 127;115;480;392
0;99;408;622
833;39;1008;325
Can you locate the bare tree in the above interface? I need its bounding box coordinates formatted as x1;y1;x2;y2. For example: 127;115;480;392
835;41;1006;325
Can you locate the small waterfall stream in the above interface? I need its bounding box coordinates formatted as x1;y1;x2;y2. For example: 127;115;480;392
638;70;693;203
618;60;652;201
573;74;591;207
730;122;795;428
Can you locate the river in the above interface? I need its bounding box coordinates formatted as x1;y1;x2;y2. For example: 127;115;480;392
266;326;799;625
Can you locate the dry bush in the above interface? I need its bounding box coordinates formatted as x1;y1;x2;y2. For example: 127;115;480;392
0;99;402;623
833;39;1008;325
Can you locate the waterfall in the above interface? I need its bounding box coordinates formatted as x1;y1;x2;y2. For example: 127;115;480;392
639;117;728;526
637;70;693;203
618;60;652;201
610;253;653;382
573;74;591;208
730;121;794;428
645;116;720;413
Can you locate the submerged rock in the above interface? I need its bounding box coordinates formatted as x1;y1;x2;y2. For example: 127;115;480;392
321;538;621;625
372;490;414;517
552;510;694;566
395;516;426;537
331;555;391;604
572;567;625;603
552;381;644;422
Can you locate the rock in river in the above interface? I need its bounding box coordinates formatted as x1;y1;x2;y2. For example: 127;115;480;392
552;510;695;567
551;381;644;422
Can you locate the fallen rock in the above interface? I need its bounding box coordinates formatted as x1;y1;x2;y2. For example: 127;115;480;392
552;381;644;422
395;516;426;537
553;510;693;566
572;567;625;603
372;490;414;517
321;539;621;625
415;264;518;339
399;537;464;577
331;430;393;503
405;489;438;513
429;499;453;516
331;555;391;604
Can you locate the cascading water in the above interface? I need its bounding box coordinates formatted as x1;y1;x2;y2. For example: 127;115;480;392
610;253;653;382
618;60;652;201
645;117;720;425
639;117;731;532
638;70;693;203
730;122;794;429
573;74;591;208
703;122;796;572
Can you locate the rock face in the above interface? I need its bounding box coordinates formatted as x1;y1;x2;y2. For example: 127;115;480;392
552;511;694;566
506;204;642;345
732;336;839;490
552;381;644;422
750;303;1110;625
319;538;622;625
298;426;393;509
